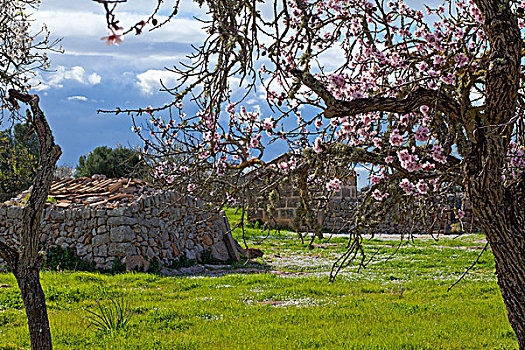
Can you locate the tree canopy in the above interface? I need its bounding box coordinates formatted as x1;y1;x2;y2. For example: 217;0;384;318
96;0;525;346
0;124;39;199
75;145;145;179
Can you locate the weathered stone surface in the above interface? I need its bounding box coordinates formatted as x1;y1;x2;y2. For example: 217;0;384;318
202;234;213;246
126;255;150;271
55;237;66;246
185;249;196;261
0;186;246;272
108;243;129;256
211;242;230;261
7;207;18;219
108;206;128;217
146;247;154;259
97;244;108;257
110;226;135;243
77;244;90;257
92;234;109;247
172;243;180;257
108;216;138;226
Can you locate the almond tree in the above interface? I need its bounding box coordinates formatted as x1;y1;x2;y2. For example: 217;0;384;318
0;1;61;349
96;0;525;346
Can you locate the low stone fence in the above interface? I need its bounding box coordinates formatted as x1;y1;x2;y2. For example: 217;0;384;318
0;191;241;271
251;197;478;235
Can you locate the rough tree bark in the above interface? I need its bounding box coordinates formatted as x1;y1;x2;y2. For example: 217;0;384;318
465;1;525;347
466;138;525;348
0;90;62;350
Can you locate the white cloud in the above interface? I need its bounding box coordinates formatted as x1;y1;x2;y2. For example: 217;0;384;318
35;9;206;44
67;96;88;102
34;10;105;38
136;69;180;95
87;73;102;85
33;66;101;91
317;45;346;70
63;50;186;64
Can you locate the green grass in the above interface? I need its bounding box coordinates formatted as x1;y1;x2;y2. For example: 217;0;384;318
0;210;517;349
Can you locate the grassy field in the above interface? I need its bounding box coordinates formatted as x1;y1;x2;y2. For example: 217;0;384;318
0;209;517;349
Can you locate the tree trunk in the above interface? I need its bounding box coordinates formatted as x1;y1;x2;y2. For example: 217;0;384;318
478;218;525;349
467;158;525;348
0;91;62;350
15;268;53;349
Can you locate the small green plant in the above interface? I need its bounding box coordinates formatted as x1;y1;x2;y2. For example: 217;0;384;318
45;246;96;272
110;258;126;274
85;297;134;333
168;256;196;269
200;250;219;265
148;257;160;274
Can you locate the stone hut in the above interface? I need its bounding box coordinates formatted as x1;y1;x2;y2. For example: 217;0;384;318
0;176;243;271
246;153;358;229
248;177;358;229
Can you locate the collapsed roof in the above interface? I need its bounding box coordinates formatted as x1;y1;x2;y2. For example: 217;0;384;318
4;176;159;209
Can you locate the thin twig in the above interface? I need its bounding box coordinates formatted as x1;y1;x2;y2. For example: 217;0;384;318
447;242;489;292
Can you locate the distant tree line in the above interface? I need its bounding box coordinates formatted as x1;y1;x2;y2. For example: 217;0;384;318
0;123;39;200
0;124;146;200
75;145;146;179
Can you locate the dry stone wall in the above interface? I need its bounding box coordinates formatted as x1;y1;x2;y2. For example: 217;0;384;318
0;190;240;271
251;194;478;235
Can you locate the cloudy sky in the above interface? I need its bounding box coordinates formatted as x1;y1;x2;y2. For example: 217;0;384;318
31;0;211;166
30;0;436;187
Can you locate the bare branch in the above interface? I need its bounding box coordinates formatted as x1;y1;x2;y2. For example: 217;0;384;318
290;68;462;120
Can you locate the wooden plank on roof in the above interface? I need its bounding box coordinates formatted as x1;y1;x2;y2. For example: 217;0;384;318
51;194;74;199
55;202;72;208
97;179;114;188
90;199;108;207
108;182;123;193
107;193;128;201
67;184;84;192
80;184;102;193
50;179;74;192
74;192;111;199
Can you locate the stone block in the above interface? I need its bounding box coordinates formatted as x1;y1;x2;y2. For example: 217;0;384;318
7;207;19;219
146;247;155;259
108;216;138;226
172;243;180;257
126;255;150;271
55;237;66;246
93;257;105;267
108;243;129;256
202;234;213;246
76;244;90;257
108;207;128;217
211;241;229;261
110;226;135;242
92;234;109;247
185;249;196;261
96;244;108;257
126;245;137;256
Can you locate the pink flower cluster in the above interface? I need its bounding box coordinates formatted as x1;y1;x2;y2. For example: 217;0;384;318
326;178;342;192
